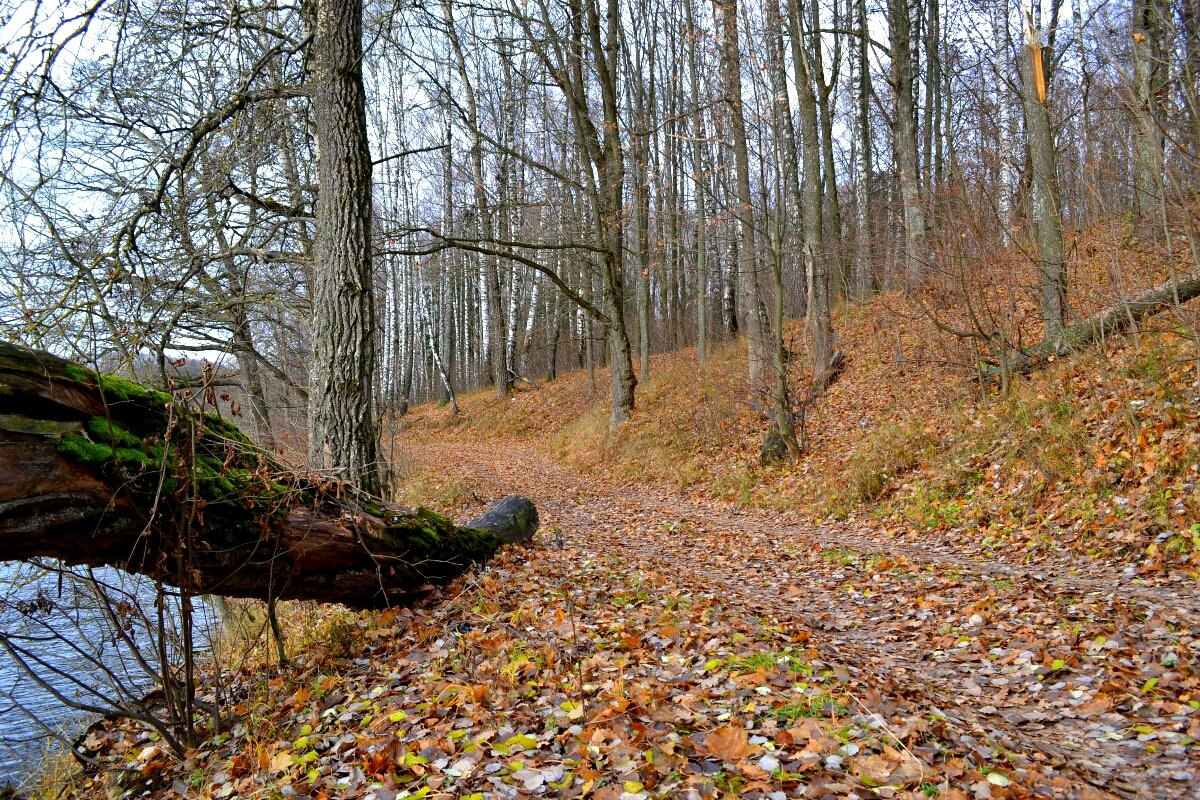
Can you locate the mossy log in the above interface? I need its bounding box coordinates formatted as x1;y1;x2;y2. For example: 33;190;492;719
984;270;1200;378
0;340;538;609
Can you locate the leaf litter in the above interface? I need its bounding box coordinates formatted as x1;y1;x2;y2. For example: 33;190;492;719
76;438;1198;799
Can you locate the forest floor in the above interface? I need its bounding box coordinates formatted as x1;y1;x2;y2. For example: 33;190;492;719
388;435;1200;799
70;433;1199;800
60;227;1200;799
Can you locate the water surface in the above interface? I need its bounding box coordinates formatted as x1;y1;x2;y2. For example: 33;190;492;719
0;562;214;788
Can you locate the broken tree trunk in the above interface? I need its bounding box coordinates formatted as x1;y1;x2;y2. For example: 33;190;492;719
985;270;1200;378
0;340;538;609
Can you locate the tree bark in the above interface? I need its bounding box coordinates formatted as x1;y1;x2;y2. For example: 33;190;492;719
1020;15;1068;342
309;0;381;493
629;67;653;384
763;0;800;457
853;0;875;299
809;0;845;295
686;0;710;364
1182;0;1200;158
995;2;1016;244
888;0;927;287
786;0;834;392
768;0;806;312
0;341;538;610
1131;0;1168;223
714;0;770;394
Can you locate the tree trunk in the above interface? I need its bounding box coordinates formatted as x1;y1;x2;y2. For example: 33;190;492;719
853;0;875;299
1182;0;1200;159
1020;15;1068;342
714;0;770;393
996;2;1016;244
630;85;653;384
1131;0;1168;223
809;0;845;295
768;0;807;314
398;258;416;416
888;0;927;287
922;0;940;201
764;0;801;457
607;314;637;430
786;0;834;392
547;289;560;381
0;341;538;609
309;0;380;494
687;0;710;364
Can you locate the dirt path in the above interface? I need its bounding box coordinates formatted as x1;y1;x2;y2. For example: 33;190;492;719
413;439;1200;799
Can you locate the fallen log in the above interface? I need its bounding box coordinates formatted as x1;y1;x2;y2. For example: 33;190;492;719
0;340;537;609
986;270;1200;377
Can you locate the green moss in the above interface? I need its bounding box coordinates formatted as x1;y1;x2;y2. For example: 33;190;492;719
113;447;153;464
57;433;120;465
98;374;170;407
362;507;503;580
359;500;387;519
60;412;261;514
453;525;505;563
56;431;156;468
62;364;93;384
86;416;143;450
63;364;171;409
413;509;444;545
198;411;255;448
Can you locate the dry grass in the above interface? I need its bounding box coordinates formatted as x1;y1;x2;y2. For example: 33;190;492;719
20;745;90;800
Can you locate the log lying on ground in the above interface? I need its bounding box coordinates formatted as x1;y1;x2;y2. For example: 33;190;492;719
986;270;1200;377
0;340;538;609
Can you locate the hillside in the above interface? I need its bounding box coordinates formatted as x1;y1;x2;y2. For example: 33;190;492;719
404;226;1200;571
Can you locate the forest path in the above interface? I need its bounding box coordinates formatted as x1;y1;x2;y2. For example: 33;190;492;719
410;439;1200;799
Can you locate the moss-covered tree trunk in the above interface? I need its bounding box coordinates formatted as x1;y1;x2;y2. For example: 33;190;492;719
0;341;537;609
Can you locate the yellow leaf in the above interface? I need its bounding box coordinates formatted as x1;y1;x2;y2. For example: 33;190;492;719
268;751;293;773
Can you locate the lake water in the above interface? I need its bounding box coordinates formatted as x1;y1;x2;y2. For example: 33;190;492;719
0;562;215;789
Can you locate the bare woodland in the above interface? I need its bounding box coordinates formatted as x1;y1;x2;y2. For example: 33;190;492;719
1;0;1200;792
0;0;1197;468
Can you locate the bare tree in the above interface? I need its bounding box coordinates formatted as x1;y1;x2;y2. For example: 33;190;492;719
714;0;770;394
888;0;928;286
1020;9;1068;342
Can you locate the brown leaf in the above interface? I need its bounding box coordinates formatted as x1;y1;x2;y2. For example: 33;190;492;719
851;754;894;785
701;724;754;761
